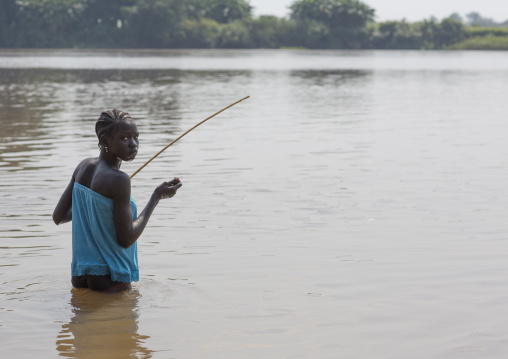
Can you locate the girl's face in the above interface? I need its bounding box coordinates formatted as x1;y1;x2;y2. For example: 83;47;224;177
108;120;139;162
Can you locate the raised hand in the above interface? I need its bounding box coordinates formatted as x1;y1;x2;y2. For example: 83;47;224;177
156;177;182;200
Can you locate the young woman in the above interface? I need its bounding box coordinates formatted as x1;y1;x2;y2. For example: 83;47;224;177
53;109;182;292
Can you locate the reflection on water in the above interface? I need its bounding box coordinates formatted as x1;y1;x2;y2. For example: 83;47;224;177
57;289;152;359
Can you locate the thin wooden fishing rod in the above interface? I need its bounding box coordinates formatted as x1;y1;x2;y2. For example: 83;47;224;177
130;95;250;179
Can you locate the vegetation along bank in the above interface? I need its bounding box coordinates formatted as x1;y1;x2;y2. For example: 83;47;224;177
1;0;507;50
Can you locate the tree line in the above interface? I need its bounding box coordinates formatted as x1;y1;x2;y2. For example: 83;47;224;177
1;0;507;50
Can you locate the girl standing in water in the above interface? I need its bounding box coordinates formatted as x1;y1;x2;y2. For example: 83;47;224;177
53;109;182;292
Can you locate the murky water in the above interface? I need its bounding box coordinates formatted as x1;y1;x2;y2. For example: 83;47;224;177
1;49;508;358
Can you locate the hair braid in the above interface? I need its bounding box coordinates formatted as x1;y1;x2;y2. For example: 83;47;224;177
95;109;133;149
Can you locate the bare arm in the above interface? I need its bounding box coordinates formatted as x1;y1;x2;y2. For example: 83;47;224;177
113;174;181;248
53;174;75;225
53;158;95;225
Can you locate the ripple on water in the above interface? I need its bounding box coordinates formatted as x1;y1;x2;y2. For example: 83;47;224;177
1;50;508;358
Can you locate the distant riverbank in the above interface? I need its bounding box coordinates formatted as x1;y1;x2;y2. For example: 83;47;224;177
1;0;507;50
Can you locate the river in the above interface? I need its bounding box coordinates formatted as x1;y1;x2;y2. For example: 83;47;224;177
1;49;508;358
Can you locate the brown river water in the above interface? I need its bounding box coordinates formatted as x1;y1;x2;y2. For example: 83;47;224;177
1;49;508;358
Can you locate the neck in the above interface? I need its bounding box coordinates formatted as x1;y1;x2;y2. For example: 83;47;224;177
99;151;122;170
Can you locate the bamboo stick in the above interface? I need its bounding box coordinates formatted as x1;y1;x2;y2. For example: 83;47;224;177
130;95;250;179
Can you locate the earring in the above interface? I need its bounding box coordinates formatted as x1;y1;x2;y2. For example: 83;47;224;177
105;146;108;153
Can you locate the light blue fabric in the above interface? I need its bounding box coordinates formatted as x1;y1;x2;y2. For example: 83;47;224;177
71;182;139;283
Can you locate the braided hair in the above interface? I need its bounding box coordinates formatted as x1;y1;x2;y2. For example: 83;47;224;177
95;109;133;149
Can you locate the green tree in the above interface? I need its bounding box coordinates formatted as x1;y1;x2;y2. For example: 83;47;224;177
248;16;294;48
0;0;20;47
175;18;221;48
185;0;252;23
373;20;422;49
0;0;133;48
121;0;186;47
289;0;375;48
0;0;477;50
419;18;438;49
435;17;465;48
215;20;251;47
466;12;493;27
77;0;133;47
448;12;463;23
6;0;87;47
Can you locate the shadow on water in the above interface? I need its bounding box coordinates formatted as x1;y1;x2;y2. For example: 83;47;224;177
56;288;153;359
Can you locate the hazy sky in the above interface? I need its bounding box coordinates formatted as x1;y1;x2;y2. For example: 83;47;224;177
250;0;508;22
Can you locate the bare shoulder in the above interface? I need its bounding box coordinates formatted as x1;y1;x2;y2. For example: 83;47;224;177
110;170;131;186
73;157;98;182
106;170;132;199
74;157;97;175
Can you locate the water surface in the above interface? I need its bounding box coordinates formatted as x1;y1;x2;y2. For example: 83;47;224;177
1;49;508;358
